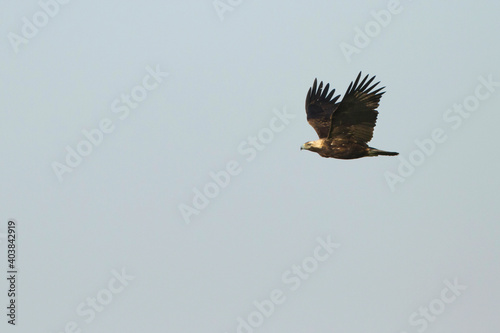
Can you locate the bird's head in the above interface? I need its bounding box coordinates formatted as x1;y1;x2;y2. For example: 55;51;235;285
300;140;322;151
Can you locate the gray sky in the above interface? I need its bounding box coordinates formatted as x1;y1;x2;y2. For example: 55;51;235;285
1;0;499;332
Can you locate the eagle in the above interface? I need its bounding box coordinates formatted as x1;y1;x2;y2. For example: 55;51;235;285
301;72;398;159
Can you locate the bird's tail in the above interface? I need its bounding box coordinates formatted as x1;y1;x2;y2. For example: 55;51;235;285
368;148;399;156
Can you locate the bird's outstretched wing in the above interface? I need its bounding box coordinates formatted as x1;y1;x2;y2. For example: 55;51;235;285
327;72;385;143
305;78;341;138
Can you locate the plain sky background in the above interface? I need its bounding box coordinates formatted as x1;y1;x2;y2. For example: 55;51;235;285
1;0;499;332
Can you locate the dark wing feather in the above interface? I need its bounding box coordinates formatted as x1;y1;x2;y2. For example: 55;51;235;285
305;78;341;138
327;72;385;143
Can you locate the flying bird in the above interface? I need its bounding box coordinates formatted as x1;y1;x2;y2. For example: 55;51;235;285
301;72;398;159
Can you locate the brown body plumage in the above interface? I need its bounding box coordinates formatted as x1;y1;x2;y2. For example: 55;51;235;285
301;72;398;159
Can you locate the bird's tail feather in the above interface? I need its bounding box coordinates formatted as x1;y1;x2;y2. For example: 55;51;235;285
368;148;399;156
